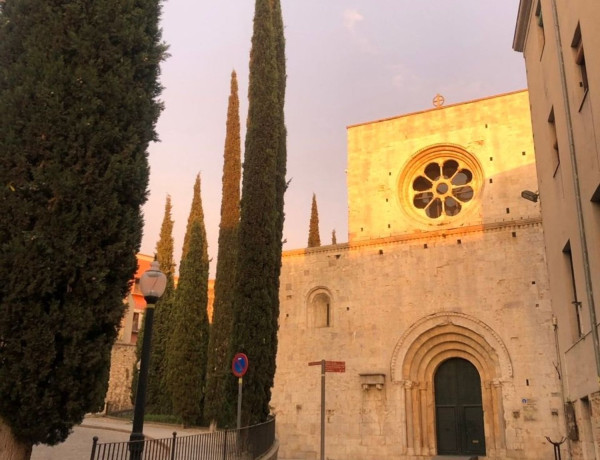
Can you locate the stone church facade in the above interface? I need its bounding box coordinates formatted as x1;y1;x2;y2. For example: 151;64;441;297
271;90;565;459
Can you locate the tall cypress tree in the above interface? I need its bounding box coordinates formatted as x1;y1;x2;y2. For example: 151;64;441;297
308;193;321;248
332;229;337;245
144;195;176;415
167;223;209;425
0;0;164;457
269;0;287;414
230;0;286;425
181;174;205;260
204;70;242;427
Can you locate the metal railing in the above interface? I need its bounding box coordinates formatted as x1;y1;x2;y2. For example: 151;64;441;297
90;417;275;460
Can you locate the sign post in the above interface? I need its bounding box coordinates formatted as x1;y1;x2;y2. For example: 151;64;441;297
308;360;345;460
232;353;249;430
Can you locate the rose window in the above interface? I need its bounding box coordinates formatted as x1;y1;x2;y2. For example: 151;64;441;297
411;159;474;219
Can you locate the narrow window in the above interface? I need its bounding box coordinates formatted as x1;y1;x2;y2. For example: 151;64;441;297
572;24;589;99
563;241;583;338
535;1;545;56
580;397;595;458
132;312;140;333
565;401;579;441
133;277;141;295
548;108;560;176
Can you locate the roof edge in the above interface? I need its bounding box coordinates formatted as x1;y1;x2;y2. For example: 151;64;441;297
513;0;533;52
347;89;529;130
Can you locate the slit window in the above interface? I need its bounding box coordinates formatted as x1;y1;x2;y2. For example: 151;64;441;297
564;241;583;339
535;1;545;56
572;24;589;95
548;108;560;176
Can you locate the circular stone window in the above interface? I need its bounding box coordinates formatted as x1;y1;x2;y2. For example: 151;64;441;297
399;145;483;225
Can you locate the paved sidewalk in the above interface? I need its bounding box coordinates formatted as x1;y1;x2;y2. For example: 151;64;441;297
81;414;207;439
32;415;208;460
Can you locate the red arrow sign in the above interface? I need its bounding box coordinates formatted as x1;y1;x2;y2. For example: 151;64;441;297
308;360;345;373
325;361;345;373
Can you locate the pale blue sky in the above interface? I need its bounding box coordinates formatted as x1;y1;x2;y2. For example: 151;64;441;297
141;1;526;274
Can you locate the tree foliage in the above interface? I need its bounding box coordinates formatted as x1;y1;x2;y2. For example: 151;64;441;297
0;0;164;453
230;0;287;426
308;193;321;247
181;174;205;260
167;220;209;426
135;195;176;415
204;70;242;427
166;176;209;426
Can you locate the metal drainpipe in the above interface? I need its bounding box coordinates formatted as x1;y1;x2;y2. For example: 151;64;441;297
549;0;600;384
553;316;572;460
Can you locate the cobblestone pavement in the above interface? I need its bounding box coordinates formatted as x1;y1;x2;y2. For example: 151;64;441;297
31;415;207;460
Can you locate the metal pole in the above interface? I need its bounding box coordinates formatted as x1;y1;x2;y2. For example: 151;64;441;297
129;303;156;460
170;432;177;460
90;436;98;460
320;359;325;460
237;377;243;430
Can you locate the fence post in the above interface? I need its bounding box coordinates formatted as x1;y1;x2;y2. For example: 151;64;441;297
171;432;177;460
89;436;98;460
222;429;228;460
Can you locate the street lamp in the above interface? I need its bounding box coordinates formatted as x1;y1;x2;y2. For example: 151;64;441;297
129;258;167;460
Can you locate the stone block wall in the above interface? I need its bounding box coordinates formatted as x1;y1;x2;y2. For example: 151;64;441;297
105;342;136;413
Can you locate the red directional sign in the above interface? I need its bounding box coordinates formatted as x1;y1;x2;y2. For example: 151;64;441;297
325;361;345;373
308;360;345;373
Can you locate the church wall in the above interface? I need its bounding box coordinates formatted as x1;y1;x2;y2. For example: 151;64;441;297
347;90;539;242
272;91;564;459
273;224;561;459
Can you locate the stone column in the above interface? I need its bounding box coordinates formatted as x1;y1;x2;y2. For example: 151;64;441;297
491;379;506;449
403;380;416;456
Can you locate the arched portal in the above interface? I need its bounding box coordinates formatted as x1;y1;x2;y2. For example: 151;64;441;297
435;358;486;456
390;312;512;457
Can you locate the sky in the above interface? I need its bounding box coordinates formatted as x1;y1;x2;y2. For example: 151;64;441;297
141;1;527;275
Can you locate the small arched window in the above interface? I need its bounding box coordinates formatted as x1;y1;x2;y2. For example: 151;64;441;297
313;293;331;328
307;288;333;328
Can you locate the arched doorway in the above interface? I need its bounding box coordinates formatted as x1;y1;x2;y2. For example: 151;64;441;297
435;358;486;456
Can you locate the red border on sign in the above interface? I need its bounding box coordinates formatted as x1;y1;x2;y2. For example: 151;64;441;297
232;353;249;377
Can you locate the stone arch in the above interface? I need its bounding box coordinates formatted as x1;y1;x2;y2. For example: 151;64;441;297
305;286;333;328
390;312;511;457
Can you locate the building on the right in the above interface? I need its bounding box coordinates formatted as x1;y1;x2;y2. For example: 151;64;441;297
514;1;600;458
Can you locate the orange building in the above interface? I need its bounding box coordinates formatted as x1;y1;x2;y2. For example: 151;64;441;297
118;254;214;345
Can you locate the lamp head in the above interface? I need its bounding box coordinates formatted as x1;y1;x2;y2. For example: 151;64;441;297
520;190;539;203
139;259;167;305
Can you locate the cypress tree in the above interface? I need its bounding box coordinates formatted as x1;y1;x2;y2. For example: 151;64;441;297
143;195;176;415
332;229;337;245
181;174;204;260
167;219;209;426
269;0;287;414
204;70;242;427
308;193;321;248
0;0;164;456
165;175;209;425
230;0;286;425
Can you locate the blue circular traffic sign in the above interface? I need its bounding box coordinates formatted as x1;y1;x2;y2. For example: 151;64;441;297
232;353;249;377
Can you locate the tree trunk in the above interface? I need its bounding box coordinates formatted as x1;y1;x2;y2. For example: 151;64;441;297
0;417;32;460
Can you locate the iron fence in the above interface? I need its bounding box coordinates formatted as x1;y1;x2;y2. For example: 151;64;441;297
89;417;275;460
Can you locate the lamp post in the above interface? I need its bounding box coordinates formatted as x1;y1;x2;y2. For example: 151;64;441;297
129;258;167;460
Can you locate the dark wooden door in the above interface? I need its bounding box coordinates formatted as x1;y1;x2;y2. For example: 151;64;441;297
435;358;486;455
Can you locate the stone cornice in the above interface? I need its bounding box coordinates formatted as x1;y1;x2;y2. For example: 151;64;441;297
282;216;542;258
